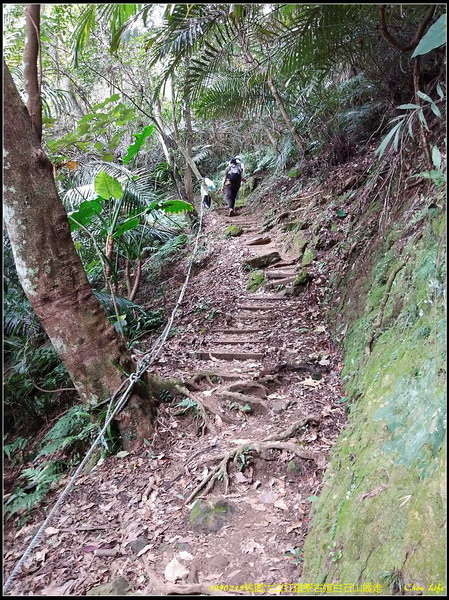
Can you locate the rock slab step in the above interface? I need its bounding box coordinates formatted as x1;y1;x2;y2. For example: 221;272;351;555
246;236;272;246
196;351;264;361
244;252;282;269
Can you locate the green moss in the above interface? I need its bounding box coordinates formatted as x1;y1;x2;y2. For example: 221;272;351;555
302;211;446;590
292;231;308;255
246;270;265;292
294;271;311;286
302;247;315;266
224;225;243;237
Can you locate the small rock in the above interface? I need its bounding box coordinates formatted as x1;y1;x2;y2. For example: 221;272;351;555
301;248;316;266
129;537;150;555
209;555;230;570
189;498;235;533
225;225;243;237
164;558;189;583
292;271;313;296
246;270;265;292
86;578;130;596
286;459;302;475
272;400;289;414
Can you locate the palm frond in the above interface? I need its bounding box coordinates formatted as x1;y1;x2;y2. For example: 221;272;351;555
195;71;274;119
72;3;143;65
92;289;142;315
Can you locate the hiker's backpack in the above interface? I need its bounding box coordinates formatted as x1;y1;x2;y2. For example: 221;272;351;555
228;163;242;184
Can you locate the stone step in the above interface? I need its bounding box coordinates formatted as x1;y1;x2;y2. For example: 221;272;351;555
210;328;266;334
196;351;264;361
236;313;274;320
265;260;297;269
246;295;288;301
210;339;264;345
265;270;297;280
265;276;296;289
236;304;274;311
223;218;259;224
245;236;272;246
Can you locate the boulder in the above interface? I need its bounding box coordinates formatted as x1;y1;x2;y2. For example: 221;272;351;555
244;251;282;269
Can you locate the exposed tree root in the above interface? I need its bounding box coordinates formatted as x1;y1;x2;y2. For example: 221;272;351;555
365;261;406;355
174;385;239;426
262;414;321;441
141;560;239;596
185;415;320;504
186;371;243;388
222;380;268;397
218;390;267;411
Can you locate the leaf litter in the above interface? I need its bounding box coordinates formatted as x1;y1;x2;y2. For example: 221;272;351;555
3;190;348;596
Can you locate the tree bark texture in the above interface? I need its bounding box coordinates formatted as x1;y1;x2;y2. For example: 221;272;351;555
183;99;194;204
266;78;306;158
3;63;156;451
24;4;42;141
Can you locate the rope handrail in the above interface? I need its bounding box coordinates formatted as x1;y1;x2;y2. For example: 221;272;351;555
3;201;204;595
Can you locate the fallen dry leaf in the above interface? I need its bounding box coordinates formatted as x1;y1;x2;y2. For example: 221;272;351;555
164;558;189;582
44;527;59;536
299;377;323;388
274;498;289;510
137;545;155;558
286;521;303;533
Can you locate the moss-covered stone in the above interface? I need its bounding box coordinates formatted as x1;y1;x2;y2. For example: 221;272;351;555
189;498;235;533
292;271;312;296
247;270;266;292
292;231;308;256
86;578;130;596
301;247;316;265
224;225;243;237
244;251;282;269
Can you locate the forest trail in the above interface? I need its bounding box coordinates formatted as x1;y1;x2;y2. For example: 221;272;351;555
4;201;347;596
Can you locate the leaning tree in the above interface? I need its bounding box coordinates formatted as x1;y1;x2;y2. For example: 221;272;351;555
3;61;157;451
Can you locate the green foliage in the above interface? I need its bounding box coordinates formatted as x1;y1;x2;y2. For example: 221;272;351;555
229;402;252;413
123;124;156;164
376;86;445;158
37;405;95;458
284;546;305;564
95;170;124;199
47;93;136;161
412;14;446;58
3;436;28;462
175;397;201;415
4;462;63;522
410;145;446;188
68;199;103;232
72;4;145;64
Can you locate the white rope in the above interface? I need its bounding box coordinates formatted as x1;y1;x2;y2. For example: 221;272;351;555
3;202;204;595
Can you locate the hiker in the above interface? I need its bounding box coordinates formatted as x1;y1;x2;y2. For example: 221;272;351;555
201;177;215;209
220;157;245;217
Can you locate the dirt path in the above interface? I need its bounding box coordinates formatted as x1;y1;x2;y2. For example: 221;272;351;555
4;204;346;596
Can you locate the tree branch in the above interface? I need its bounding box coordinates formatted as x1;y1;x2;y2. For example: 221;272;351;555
379;5;436;52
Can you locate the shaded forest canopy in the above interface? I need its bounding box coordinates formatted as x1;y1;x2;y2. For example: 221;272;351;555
2;3;446;594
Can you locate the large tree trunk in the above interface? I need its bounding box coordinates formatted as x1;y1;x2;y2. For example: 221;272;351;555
3;62;156;451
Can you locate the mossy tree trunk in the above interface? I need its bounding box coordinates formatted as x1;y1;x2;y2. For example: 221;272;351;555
3;62;156;451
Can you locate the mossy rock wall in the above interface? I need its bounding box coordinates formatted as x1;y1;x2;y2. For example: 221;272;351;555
302;208;446;594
